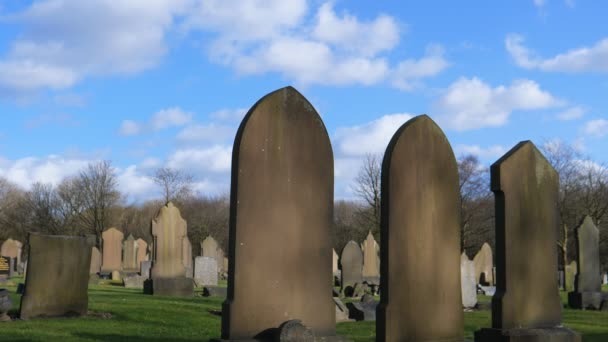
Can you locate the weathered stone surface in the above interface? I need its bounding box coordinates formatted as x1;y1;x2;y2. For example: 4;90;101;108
603;273;607;285
140;260;152;278
474;243;494;286
123;274;147;289
346;300;377;321
90;247;101;275
195;256;218;286
278;320;315;342
123;234;138;271
19;233;92;319
0;257;9;278
565;261;577;292
461;253;478;309
101;227;124;273
0;289;12;322
475;141;579;342
0;238;23;269
361;231;380;284
332;249;339;275
203;286;227;298
340;241;363;296
217;247;226;273
111;270;122;282
376;115;463;342
220;87;337;341
149;202;193;296
201;236;219;258
151;202;187;278
333;297;350;323
183;237;193;278
136;238;148;267
568;216;602;310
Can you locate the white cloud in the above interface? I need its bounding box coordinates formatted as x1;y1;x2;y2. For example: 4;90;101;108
312;3;400;57
582;119;608;138
210;108;248;121
140;157;162;169
167;145;232;173
533;0;547;7
119;120;142;136
392;44;450;90
0;0;188;95
334;113;414;156
506;34;608;73
454;144;507;160
151;107;193;130
556;106;586;121
0;155;89;189
435;77;563;131
177;123;235;142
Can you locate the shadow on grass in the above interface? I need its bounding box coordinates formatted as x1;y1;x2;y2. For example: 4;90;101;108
74;333;199;341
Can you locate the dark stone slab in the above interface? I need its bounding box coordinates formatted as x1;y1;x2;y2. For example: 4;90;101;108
16;283;25;294
377;115;463;341
475;141;579;341
19;233;93;319
475;327;581;342
220;87;339;341
346;301;377;321
203;286;228;298
148;277;193;297
568;292;603;310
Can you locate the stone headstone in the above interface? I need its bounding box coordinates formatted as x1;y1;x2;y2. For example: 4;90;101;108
346;298;377;321
216;247;226;273
278;320;315;342
201;236;219;258
341;241;363;296
461;253;478;309
0;289;12;322
111;270;122;282
603;273;608;285
101;227;124;273
568;216;603;310
475;141;579;341
334;297;350;323
123;274;147;289
376;115;463;342
332;249;339;275
140;260;152;278
361;231;380;284
135;238;148;266
19;233;92;319
218;87;340;341
203;286;227;298
565;261;578;292
123;234;138;272
149;202;193;296
0;238;23;267
8;258;15;278
90;247;101;275
473;242;494;286
194;256;218;286
183;237;193;278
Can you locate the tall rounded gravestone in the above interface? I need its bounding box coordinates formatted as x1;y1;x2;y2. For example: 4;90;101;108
376;115;463;342
219;87;344;341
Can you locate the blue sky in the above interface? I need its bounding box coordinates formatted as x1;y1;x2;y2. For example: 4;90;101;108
0;0;607;202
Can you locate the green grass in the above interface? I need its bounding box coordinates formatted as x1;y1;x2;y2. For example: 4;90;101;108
0;278;606;341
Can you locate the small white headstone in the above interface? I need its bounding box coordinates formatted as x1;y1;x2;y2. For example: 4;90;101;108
194;256;218;286
461;253;477;309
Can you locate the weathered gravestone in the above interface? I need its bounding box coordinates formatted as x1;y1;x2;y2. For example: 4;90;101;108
568;216;604;310
341;241;363;297
0;238;23;271
194;256;218;286
332;249;339;275
148;202;193;296
462;253;478;309
361;231;380;285
216;247;226;274
474;242;494;286
183;237;193;278
101;227;124;274
135;238;148;267
140;260;152;278
90;247;101;275
376;115;463;342
603;273;608;285
0;289;12;321
20;233;92;319
201;236;219;258
123;234;138;272
216;87;345;341
475;141;580;342
565;261;577;292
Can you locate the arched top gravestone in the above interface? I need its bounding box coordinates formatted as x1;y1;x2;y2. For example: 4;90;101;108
151;202;187;279
221;87;338;341
0;238;23;261
123;234;138;271
376;115;463;342
362;231;380;282
573;216;601;293
341;240;363;292
201;236;219;258
135;238;148;265
473;242;494;286
101;227;123;273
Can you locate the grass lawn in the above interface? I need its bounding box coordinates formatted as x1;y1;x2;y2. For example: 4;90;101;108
0;279;606;341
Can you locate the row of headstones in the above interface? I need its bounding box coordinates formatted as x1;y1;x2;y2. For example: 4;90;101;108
94;229;149;276
211;87;583;341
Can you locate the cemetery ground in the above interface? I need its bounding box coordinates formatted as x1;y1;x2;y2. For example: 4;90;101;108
0;277;606;341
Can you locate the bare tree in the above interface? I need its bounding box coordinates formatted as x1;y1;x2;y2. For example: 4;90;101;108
153;167;194;204
352;154;382;235
23;182;63;235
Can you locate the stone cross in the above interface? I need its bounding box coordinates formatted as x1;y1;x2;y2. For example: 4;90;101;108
475;141;579;341
376;115;463;342
218;87;340;341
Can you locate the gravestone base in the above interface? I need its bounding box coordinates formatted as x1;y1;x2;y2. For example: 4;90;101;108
146;277;193;297
475;327;581;342
567;291;607;310
211;335;352;342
